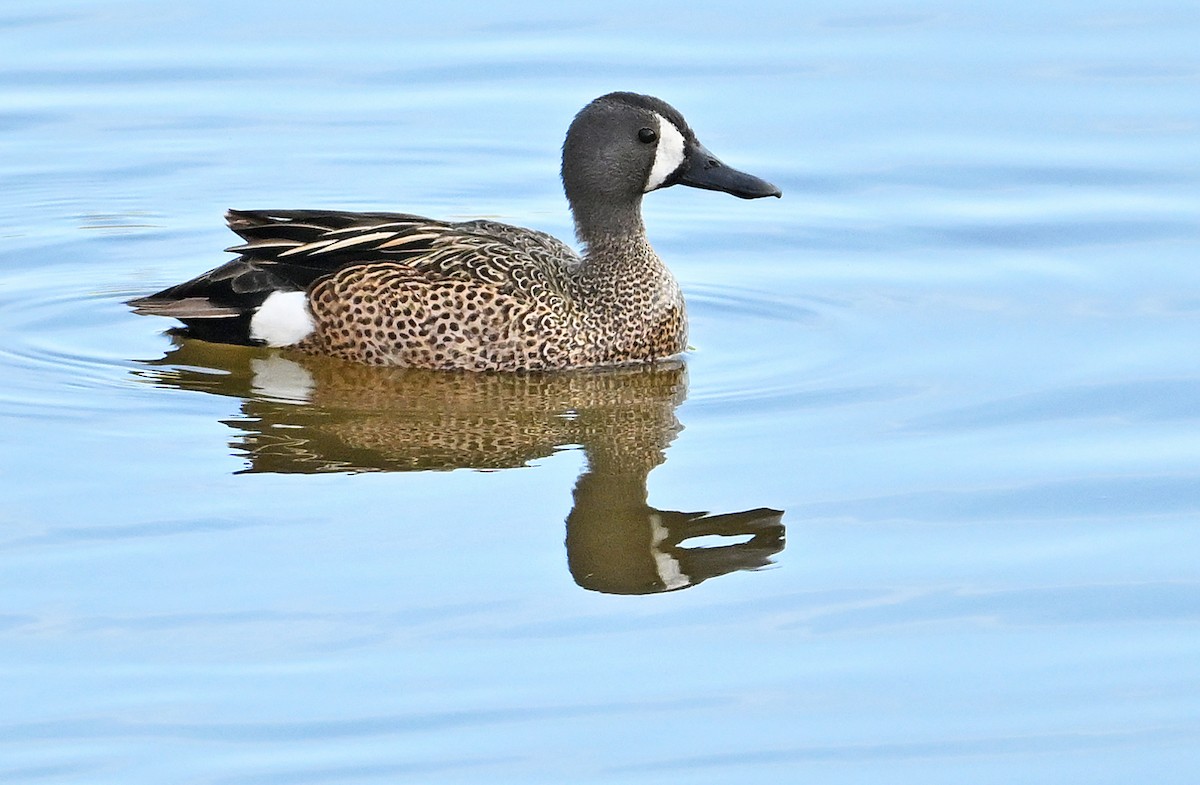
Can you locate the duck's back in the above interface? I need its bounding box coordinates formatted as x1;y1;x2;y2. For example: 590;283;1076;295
224;208;578;294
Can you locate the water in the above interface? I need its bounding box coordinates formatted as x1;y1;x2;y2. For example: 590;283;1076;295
2;1;1199;782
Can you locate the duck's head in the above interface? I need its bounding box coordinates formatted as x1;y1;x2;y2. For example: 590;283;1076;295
562;92;780;240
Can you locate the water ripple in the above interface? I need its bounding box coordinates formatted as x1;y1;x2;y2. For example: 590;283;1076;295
684;282;914;414
0;697;720;743
0;271;150;418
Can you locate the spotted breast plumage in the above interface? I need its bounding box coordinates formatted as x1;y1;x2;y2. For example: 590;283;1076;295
130;92;781;371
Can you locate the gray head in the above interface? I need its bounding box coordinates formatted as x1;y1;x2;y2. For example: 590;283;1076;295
561;92;781;243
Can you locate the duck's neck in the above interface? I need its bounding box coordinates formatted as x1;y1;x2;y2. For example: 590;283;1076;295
572;196;655;269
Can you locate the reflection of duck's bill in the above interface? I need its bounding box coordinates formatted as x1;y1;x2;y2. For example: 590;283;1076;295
670;508;784;590
676;507;784;539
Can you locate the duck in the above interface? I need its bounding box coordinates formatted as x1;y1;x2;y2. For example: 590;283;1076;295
129;91;781;371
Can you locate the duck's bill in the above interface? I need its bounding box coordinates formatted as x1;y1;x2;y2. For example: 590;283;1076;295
676;142;782;199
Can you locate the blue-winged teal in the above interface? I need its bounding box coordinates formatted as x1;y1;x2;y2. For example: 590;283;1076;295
130;92;781;371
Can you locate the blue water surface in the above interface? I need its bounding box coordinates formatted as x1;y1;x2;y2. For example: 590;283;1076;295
1;1;1198;783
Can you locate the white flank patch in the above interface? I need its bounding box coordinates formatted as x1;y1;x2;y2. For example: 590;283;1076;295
644;112;687;192
249;290;315;347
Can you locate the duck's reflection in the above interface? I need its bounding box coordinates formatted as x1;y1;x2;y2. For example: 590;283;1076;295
136;340;784;594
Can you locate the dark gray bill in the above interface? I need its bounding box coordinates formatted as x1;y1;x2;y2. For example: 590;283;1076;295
675;141;782;199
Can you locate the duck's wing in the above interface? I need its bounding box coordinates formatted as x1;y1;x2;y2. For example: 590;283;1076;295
223;210;578;286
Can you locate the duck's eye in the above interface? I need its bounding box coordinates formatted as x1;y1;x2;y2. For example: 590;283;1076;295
637;127;658;144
